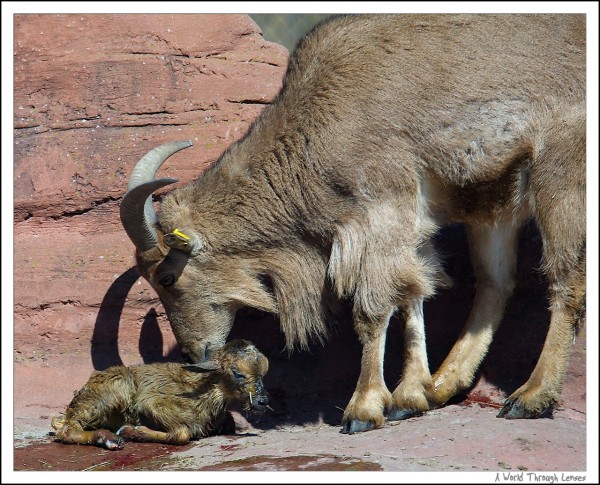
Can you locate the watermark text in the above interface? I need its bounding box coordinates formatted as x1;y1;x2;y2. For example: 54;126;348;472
495;472;586;483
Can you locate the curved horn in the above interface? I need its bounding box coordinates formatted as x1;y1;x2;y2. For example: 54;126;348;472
120;141;193;251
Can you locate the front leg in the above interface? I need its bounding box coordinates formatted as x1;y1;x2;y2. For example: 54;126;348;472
389;299;434;420
53;422;124;450
341;312;392;434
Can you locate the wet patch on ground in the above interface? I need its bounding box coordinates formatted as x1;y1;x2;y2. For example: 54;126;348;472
14;438;382;471
13;437;193;471
198;454;383;471
459;391;504;410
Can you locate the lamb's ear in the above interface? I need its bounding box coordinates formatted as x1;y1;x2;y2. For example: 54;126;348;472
182;361;219;372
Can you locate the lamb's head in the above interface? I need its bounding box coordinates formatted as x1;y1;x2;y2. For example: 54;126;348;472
187;339;270;414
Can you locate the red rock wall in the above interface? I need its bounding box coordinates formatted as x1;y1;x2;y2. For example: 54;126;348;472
13;14;289;363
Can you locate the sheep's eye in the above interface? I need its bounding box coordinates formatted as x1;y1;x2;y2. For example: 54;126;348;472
158;274;176;288
232;369;246;381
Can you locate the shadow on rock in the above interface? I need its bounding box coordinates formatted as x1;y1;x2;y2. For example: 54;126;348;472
91;267;139;370
91;267;180;371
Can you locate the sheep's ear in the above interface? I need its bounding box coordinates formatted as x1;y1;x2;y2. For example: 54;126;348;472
182;361;219;372
163;228;204;255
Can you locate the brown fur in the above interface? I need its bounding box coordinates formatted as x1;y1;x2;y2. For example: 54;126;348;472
122;15;586;432
51;340;269;449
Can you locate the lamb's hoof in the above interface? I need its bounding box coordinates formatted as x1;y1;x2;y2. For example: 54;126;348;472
51;416;65;430
116;424;138;439
388;408;424;421
341;419;376;434
97;430;125;450
104;436;125;450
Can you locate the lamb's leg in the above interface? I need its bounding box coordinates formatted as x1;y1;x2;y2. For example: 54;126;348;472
52;366;132;450
117;424;192;445
53;420;124;450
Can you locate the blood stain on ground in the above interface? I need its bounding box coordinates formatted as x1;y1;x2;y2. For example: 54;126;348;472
199;454;382;471
14;437;193;471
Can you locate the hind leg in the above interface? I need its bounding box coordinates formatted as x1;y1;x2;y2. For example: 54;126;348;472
116;394;198;444
499;107;585;418
497;260;585;418
117;424;192;445
428;217;521;407
52;367;132;449
498;234;585;418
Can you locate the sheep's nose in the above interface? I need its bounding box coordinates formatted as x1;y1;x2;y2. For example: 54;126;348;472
181;350;194;364
181;343;212;364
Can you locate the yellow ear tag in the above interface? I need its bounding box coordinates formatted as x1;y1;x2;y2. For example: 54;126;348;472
164;228;191;247
172;228;191;242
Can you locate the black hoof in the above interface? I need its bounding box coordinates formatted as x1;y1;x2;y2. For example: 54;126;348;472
388;408;424;421
341;419;376;434
497;399;551;419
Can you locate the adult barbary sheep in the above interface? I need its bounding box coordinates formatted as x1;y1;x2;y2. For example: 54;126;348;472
120;14;586;434
51;340;269;449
